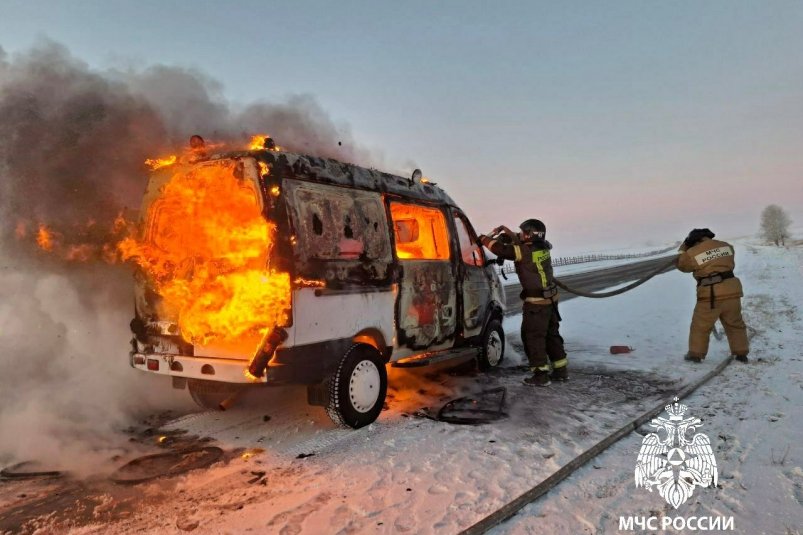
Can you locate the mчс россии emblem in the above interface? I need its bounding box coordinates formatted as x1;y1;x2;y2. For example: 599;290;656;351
635;397;718;508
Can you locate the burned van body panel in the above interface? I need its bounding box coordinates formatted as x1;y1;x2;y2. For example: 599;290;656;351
130;157;268;356
395;261;457;350
260;151;458;207
131;165;174;330
286;287;396;351
449;210;497;339
461;266;492;334
283;179;393;286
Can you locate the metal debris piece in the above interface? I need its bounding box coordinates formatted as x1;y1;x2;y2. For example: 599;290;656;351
0;461;64;480
247;470;266;484
110;447;224;485
435;387;508;425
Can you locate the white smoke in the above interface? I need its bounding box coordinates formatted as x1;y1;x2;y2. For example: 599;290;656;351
0;265;190;476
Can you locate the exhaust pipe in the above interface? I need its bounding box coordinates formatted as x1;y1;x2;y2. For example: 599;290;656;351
247;327;288;379
219;390;243;411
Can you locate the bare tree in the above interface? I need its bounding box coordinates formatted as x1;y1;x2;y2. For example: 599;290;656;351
760;204;792;246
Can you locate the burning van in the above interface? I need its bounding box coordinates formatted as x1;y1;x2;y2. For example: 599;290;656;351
125;138;506;428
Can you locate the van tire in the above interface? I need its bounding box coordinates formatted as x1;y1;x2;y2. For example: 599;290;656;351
477;319;505;371
326;344;387;429
187;379;241;411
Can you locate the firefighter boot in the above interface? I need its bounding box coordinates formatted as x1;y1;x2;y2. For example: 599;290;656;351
684;352;704;363
550;366;568;382
524;370;551;387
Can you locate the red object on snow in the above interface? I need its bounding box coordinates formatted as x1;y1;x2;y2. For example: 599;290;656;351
609;345;634;354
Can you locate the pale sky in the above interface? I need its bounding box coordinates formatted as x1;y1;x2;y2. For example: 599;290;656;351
1;0;801;252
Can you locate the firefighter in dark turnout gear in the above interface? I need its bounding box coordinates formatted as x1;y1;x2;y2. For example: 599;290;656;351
479;219;567;386
677;228;749;363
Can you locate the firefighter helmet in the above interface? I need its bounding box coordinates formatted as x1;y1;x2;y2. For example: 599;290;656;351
520;219;546;239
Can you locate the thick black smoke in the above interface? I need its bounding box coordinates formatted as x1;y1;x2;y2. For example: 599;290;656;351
0;41;373;473
0;41;372;257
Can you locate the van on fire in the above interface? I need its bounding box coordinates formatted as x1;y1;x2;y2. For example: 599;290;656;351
126;140;506;428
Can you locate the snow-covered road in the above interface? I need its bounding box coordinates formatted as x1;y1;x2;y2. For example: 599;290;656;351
2;240;800;535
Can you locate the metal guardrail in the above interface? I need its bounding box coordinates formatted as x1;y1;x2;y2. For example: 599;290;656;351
497;243;679;275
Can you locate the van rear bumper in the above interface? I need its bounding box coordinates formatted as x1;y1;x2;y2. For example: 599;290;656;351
130;353;261;383
130;336;355;385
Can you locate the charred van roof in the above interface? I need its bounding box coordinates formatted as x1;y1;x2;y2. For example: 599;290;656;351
206;150;458;207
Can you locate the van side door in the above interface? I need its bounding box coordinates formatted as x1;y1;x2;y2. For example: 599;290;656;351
452;211;492;338
389;201;457;351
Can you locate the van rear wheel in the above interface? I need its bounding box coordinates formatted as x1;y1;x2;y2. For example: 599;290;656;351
326;344;387;429
477;319;505;371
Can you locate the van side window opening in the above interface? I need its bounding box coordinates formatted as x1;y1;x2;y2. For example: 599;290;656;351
285;181;391;262
390;202;450;260
453;215;483;266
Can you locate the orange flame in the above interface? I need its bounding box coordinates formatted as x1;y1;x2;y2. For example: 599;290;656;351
389;202;450;260
247;135;267;150
36;224;55;251
145;155;177;170
293;277;325;288
119;160;292;345
240;448;264;460
247;134;282;152
20;213;131;263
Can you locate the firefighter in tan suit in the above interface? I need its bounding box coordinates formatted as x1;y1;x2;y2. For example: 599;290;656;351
677;228;749;362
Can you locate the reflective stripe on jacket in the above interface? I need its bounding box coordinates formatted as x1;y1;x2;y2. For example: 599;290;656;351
482;236;558;305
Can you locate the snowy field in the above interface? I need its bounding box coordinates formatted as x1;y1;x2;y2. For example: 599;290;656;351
494;239;803;534
4;238;801;534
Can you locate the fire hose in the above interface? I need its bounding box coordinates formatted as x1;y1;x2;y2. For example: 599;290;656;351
553;256;678;298
487;231;678;297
